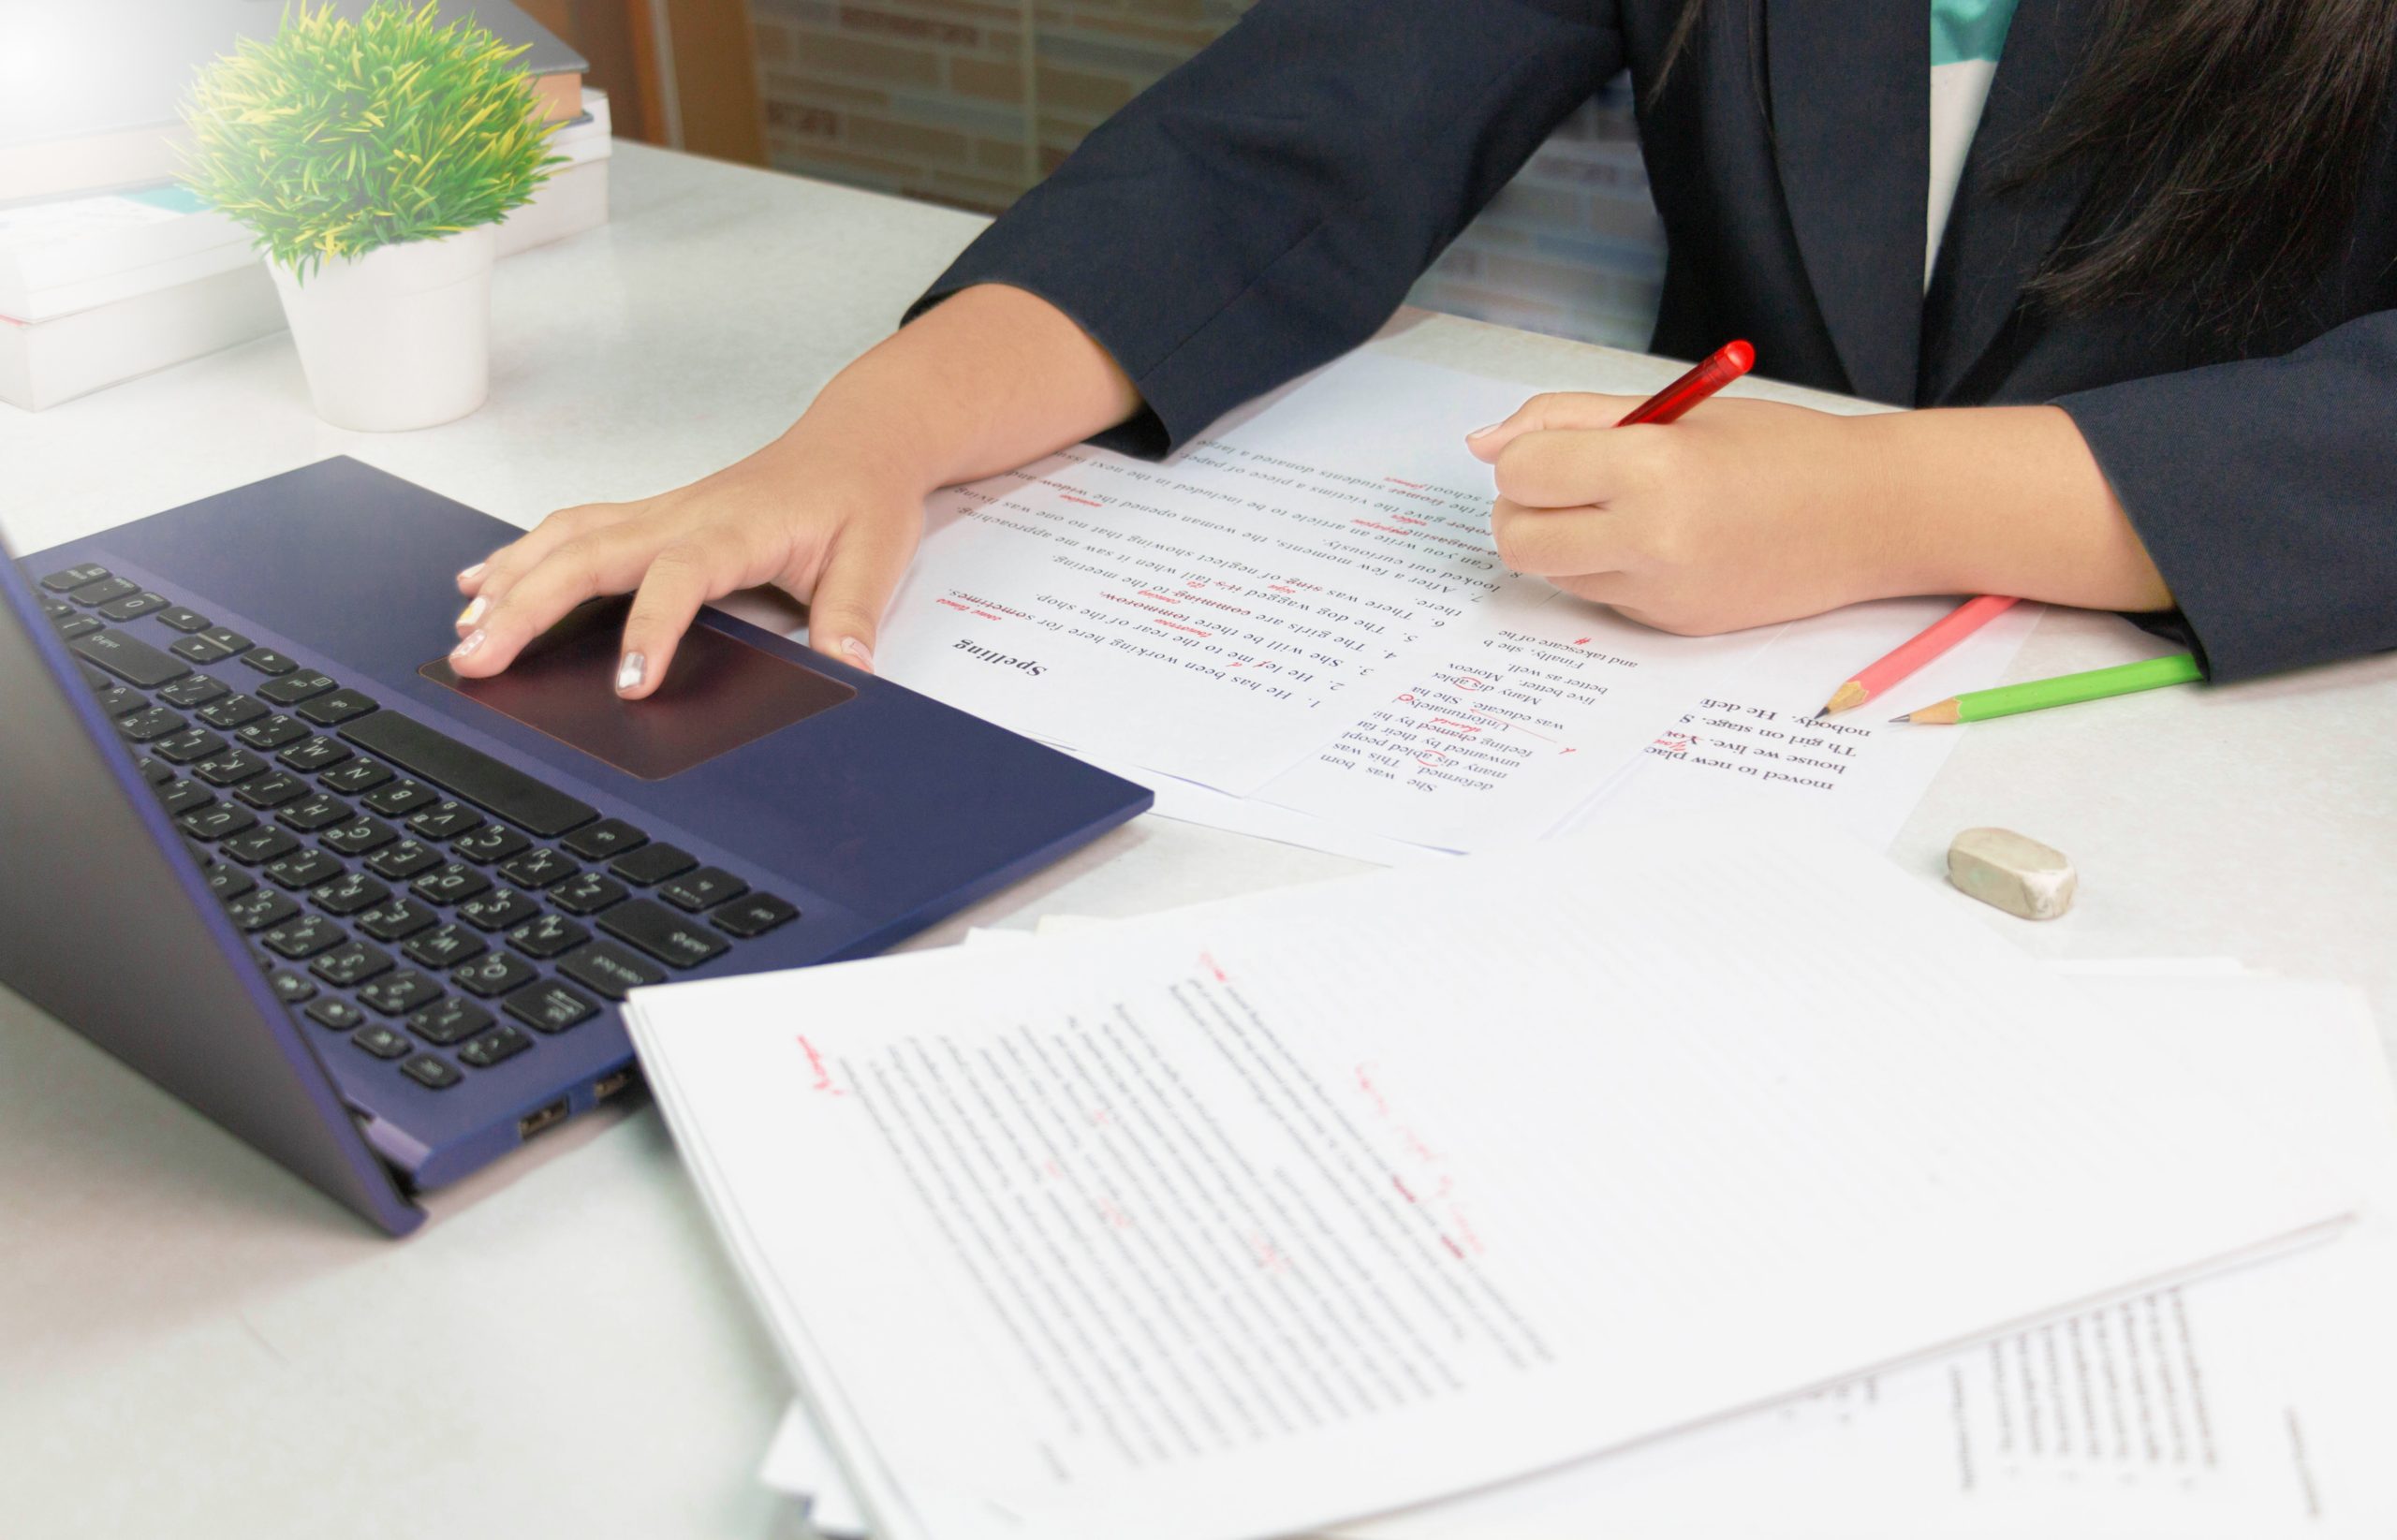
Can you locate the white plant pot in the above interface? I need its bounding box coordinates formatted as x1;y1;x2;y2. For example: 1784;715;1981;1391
269;226;495;432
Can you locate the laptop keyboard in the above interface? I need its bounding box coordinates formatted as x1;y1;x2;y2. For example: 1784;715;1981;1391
39;563;801;1103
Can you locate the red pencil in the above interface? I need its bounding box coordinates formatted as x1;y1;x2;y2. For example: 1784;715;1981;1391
1616;339;1756;426
1816;594;2021;717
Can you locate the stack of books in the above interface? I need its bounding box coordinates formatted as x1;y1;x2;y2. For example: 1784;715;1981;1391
0;0;599;412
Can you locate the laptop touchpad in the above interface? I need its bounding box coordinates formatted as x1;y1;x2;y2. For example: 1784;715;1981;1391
419;598;855;781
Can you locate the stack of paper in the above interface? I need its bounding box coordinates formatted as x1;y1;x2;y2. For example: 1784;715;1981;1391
857;350;2056;864
625;817;2361;1540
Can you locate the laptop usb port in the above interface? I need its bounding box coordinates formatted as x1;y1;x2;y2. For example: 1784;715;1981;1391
594;1067;638;1103
517;1098;570;1140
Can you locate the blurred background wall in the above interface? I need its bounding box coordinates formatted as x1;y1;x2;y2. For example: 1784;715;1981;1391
527;0;1669;348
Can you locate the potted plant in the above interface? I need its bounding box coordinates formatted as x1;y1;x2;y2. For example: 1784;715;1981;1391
181;1;561;432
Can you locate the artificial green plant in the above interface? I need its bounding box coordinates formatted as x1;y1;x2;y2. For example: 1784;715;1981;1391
181;1;563;279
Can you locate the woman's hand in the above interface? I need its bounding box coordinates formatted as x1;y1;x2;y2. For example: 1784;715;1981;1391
1465;392;2171;632
449;426;922;697
444;282;1143;697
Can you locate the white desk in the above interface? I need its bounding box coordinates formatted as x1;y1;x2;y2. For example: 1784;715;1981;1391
4;143;2392;1538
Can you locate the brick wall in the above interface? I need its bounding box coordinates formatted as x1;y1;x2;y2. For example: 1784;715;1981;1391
749;0;1667;348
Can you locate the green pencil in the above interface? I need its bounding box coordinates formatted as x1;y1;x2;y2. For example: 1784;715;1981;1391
1895;653;2203;725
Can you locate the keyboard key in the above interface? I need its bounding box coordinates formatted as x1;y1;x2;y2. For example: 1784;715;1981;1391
134;754;174;785
401;1053;463;1090
277;735;351;772
95;683;143;718
199;626;252;654
505;981;598;1034
257;670;336;705
351;1024;412;1060
157;780;214;815
203;862;255;901
609;843;696;887
73;628;189;687
115;705;186;742
234;771;310;810
170;634;237;666
192;747;270;785
196;694;269;730
452;824;530;866
456;887;538;932
356;896;439;943
260;914;344;960
151;727;227;765
68;575;138;607
159;785;215;818
561;818;646;861
298;688;376;726
598;899;728;969
658;866;748;913
712;891;799;938
224;888;300;931
405;996;492;1047
54;616;101;641
96;590;167;622
264;848;344;889
237;714;310;751
319;758;394;795
156;605;212;633
157;673;229;708
310;871;391;916
40;596;72;622
320;814;397;856
559;943;664;1000
364;839;443;880
358;970;442;1017
404;922;487;970
340;712;598;840
221;827;301;866
304;996;366;1032
405;800;483;841
498;847;577;889
412;862;491;905
39;562;110;593
362;779;438;817
176;802;257;842
277;793;353;832
269;970;317;1005
506;912;589;961
548;871;627;916
456;1023;533;1069
452;950;538;999
310;941;394;988
238;648;298;676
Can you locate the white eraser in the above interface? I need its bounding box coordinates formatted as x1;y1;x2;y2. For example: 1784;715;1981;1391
1947;827;2077;921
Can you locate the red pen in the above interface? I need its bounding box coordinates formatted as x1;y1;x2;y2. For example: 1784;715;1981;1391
1615;339;1756;426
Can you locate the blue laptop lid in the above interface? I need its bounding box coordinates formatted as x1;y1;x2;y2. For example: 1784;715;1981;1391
0;530;424;1236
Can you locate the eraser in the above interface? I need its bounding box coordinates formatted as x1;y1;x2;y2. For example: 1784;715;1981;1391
1947;827;2077;921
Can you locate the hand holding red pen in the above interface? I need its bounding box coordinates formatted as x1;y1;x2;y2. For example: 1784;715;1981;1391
1466;342;1945;636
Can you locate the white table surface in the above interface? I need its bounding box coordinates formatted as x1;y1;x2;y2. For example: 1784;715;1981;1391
4;142;2392;1538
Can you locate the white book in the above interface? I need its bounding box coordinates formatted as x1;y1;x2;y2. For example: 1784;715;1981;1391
0;260;278;412
0;183;255;322
626;814;2352;1540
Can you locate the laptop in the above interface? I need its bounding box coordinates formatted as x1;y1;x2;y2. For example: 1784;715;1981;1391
0;457;1152;1235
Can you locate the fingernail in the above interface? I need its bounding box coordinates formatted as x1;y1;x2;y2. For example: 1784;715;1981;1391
455;595;486;630
841;637;874;672
1467;422;1504;439
458;562;486;583
452;628;485;660
615;652;646;694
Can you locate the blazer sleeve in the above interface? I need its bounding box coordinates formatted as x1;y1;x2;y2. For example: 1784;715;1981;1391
905;0;1624;457
2054;310;2397;682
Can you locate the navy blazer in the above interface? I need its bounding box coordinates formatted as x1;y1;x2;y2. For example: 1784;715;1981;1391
912;0;2397;681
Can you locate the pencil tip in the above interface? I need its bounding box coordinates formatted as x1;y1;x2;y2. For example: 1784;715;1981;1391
1887;714;1912;724
1810;706;1829;720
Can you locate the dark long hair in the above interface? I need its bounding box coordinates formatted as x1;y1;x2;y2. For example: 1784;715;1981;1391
1657;0;2397;334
